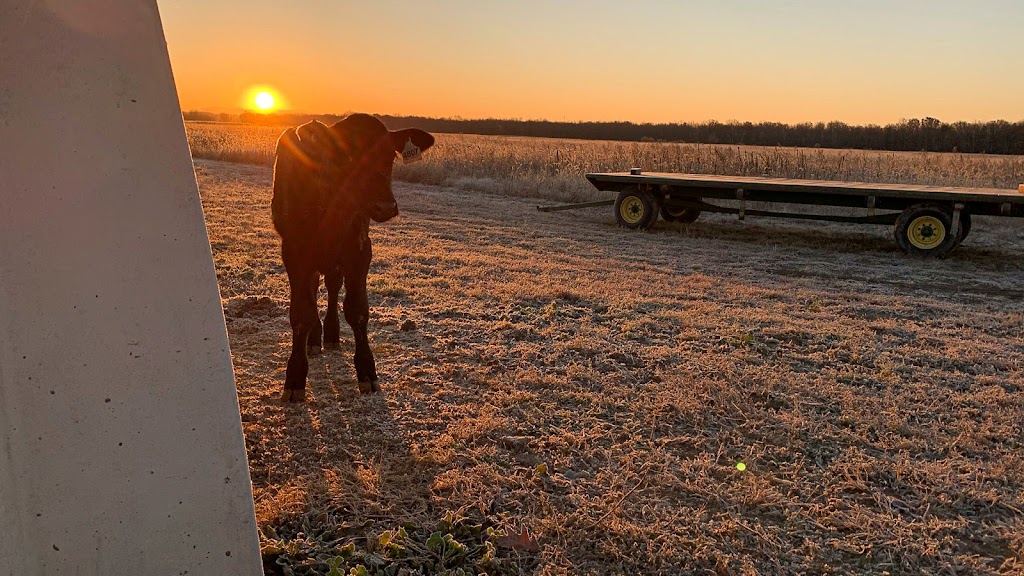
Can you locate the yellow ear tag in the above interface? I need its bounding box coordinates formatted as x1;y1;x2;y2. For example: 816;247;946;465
402;138;422;164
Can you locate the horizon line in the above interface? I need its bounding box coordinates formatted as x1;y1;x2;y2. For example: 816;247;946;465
182;109;1024;128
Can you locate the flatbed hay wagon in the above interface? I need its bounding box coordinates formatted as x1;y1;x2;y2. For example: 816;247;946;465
538;170;1024;257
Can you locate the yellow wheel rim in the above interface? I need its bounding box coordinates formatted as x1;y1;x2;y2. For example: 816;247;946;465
908;216;946;249
619;196;645;225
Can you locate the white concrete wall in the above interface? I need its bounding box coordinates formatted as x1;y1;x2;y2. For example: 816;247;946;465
0;1;262;574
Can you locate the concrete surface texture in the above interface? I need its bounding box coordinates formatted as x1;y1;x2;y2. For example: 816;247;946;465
0;1;262;574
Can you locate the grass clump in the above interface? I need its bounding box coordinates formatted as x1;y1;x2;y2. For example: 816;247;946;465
262;511;528;576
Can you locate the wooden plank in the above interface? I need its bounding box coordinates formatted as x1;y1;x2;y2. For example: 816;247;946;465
586;172;1024;203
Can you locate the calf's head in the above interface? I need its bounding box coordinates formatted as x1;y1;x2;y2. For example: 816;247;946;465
329;114;434;222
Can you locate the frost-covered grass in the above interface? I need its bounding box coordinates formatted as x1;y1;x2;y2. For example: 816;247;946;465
198;159;1024;575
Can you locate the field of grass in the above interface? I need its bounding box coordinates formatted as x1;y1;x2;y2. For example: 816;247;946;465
185;122;1024;205
196;142;1023;574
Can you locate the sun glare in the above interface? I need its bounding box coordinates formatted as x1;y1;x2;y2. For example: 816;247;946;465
243;86;284;113
254;91;275;111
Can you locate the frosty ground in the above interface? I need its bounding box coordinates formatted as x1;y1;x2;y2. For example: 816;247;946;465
198;159;1023;575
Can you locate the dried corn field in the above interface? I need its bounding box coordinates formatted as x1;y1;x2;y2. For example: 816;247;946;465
185;122;1024;206
190;123;1024;575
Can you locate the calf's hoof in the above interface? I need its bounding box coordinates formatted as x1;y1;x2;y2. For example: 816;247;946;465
306;345;322;356
280;388;307;403
324;342;341;351
357;379;380;394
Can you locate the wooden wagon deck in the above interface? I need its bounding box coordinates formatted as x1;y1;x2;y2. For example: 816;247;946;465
585;172;1024;204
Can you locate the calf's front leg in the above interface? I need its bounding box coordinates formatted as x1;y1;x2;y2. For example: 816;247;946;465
283;270;318;402
344;272;378;393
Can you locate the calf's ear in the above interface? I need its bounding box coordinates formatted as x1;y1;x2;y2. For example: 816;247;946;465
390;129;434;164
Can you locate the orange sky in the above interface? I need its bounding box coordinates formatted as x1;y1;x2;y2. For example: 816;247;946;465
159;0;1024;125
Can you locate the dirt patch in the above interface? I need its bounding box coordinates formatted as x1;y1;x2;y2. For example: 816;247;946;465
199;160;1024;575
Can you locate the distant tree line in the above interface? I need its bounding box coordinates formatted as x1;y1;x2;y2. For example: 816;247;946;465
183;110;1024;155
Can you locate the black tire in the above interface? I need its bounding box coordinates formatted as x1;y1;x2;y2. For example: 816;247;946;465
894;204;959;257
660;203;702;223
614;186;660;229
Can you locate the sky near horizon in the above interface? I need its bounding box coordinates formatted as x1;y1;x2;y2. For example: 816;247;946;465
159;0;1023;125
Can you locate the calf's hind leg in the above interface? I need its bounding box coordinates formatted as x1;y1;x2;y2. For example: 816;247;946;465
307;286;323;357
323;268;343;351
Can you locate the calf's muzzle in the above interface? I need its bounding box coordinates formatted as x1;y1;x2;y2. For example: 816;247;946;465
370;201;399;223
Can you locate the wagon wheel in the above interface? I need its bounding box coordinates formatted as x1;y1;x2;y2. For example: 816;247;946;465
614;186;660;229
660;199;702;223
894;204;959;257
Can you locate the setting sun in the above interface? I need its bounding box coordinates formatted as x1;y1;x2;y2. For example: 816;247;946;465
241;86;284;114
254;91;275;111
